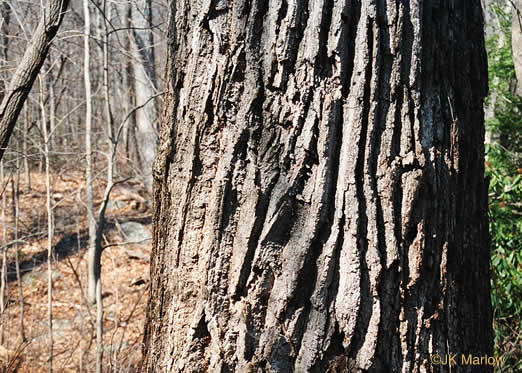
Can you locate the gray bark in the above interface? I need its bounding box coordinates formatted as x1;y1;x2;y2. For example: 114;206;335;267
0;0;9;101
0;162;6;344
101;0;116;186
83;0;105;370
11;178;25;342
130;0;159;193
0;3;9;345
143;1;493;372
23;106;30;191
39;71;55;373
482;0;510;145
84;0;97;306
0;0;70;162
482;0;510;40
512;0;522;96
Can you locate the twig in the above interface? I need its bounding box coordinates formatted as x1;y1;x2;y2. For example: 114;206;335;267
102;238;151;251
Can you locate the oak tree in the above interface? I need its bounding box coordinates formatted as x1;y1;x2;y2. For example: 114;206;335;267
143;1;493;371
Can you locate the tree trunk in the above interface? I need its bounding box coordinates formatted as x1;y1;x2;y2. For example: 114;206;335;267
512;0;522;96
23;106;31;191
130;0;159;193
143;1;493;372
39;71;55;373
0;0;10;102
83;1;104;371
122;1;138;166
0;161;7;345
101;0;116;186
0;0;70;162
481;0;508;140
11;178;25;342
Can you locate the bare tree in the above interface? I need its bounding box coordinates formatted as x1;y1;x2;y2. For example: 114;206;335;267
11;178;24;342
100;0;116;187
38;69;55;373
22;106;31;191
513;0;522;96
130;0;158;193
83;1;104;372
0;0;70;162
0;1;10;347
0;161;7;345
0;0;10;102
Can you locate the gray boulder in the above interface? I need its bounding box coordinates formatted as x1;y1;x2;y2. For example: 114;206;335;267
120;221;151;245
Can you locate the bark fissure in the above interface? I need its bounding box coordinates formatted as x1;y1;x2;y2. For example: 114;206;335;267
143;1;493;371
347;11;380;369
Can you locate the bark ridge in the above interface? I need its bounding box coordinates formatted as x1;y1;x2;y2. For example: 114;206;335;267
143;1;492;372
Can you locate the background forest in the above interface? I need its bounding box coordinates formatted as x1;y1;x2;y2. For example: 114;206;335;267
484;1;522;371
0;0;519;372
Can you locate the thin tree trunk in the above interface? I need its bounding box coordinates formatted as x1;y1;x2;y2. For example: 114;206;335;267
74;209;84;373
482;0;510;148
96;276;103;373
0;0;10;103
0;161;7;345
11;179;25;342
38;117;44;174
84;0;96;307
122;1;137;167
513;0;522;96
102;0;115;186
23;106;31;191
39;71;54;373
0;0;70;162
0;2;9;346
84;1;104;371
130;0;158;193
143;1;492;372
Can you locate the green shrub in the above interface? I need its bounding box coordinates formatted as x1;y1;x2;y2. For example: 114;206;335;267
485;3;522;372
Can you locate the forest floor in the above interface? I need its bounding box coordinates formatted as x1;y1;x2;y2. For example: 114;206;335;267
0;171;151;372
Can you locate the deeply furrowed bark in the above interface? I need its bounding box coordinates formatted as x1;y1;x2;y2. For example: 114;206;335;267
143;1;492;372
